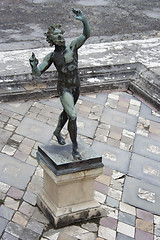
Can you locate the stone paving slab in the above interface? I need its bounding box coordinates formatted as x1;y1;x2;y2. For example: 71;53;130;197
101;107;138;132
40;98;63;110
77;116;98;138
80;92;108;106
116;232;134;240
0;153;35;190
122;176;160;215
0;205;14;220
92;140;131;173
0;129;12;147
20;229;40;240
129;153;160;187
0;217;8;236
4;221;24;238
140;103;160;123
133;134;160;162
0;101;32;115
58;232;78;240
118;211;136;227
16;117;54;144
2;232;19;240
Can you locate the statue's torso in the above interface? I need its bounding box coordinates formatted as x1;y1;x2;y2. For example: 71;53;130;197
53;45;80;94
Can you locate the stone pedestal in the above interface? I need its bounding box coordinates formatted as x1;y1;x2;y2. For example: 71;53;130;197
36;140;103;228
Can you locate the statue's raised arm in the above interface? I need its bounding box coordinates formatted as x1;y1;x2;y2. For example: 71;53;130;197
29;52;53;76
71;8;91;49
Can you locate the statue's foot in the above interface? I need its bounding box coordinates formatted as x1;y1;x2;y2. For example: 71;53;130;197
54;131;66;145
72;148;82;160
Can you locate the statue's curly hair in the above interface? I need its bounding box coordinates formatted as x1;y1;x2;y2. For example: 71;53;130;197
44;24;65;46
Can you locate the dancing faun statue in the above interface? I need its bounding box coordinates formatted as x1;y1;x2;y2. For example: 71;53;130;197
29;8;91;160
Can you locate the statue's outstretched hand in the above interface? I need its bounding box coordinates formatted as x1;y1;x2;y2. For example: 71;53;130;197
72;8;85;21
29;52;39;67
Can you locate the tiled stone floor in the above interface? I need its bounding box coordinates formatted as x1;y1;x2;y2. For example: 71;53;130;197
0;91;160;240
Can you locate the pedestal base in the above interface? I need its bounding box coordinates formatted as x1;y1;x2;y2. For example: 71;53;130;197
37;189;102;228
36;140;103;228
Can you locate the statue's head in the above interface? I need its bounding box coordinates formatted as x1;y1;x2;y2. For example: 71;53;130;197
45;24;65;47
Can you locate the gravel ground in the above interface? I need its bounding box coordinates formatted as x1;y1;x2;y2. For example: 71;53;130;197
0;0;160;50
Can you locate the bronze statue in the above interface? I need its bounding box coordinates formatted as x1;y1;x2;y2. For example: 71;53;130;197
29;9;90;160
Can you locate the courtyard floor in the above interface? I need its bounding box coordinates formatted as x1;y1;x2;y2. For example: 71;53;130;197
0;87;160;240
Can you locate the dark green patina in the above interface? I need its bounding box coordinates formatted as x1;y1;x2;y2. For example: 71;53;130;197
29;9;90;160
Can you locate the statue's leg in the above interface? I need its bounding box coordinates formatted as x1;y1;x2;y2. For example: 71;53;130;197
54;110;68;145
68;118;82;160
72;87;80;105
60;90;81;160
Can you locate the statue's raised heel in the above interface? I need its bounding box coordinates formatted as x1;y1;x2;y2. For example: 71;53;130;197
53;131;66;145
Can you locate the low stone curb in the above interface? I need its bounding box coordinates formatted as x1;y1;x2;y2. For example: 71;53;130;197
0;62;159;110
